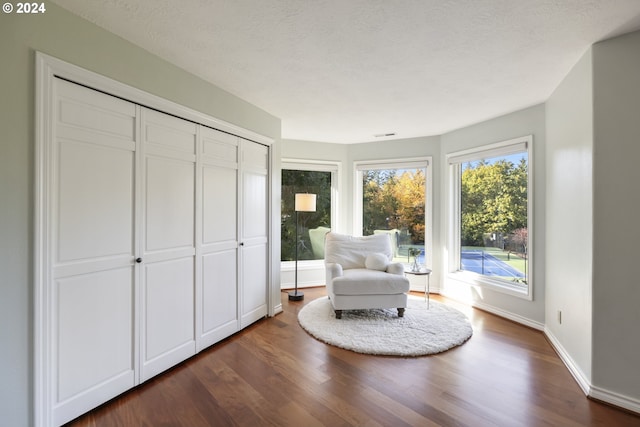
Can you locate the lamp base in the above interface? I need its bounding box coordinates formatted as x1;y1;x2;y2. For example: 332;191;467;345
288;290;304;301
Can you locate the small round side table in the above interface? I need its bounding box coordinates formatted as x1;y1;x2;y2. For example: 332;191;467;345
405;268;432;308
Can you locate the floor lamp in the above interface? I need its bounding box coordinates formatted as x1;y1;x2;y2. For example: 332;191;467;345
289;193;317;301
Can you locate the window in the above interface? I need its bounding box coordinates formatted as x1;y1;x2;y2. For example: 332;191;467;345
447;136;532;298
354;158;431;268
281;161;338;262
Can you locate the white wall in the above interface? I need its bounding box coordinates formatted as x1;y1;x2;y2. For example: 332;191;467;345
0;5;280;426
544;30;640;411
440;105;547;326
592;30;640;405
545;49;594;386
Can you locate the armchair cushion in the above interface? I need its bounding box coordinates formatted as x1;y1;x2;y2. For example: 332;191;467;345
324;233;392;270
332;268;410;295
364;253;389;271
386;262;406;276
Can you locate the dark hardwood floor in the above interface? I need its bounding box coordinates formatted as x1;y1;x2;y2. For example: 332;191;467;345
67;289;640;426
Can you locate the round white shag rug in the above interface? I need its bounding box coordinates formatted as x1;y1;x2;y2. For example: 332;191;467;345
298;296;473;356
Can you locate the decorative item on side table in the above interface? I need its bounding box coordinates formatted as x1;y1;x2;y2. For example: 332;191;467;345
289;193;317;301
405;247;432;307
408;247;421;272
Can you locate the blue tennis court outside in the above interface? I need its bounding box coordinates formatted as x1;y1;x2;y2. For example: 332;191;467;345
461;250;525;279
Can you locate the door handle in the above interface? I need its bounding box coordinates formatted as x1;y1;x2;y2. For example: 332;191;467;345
135;258;143;263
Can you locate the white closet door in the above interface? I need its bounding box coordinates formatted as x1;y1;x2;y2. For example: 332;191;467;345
140;108;197;381
240;139;269;328
198;127;239;350
52;79;137;426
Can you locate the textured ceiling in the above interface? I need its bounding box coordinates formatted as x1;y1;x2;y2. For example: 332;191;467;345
51;0;640;143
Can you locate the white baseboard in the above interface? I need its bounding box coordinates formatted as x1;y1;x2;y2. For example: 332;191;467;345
543;328;591;395
471;299;545;330
544;327;640;415
590;384;640;414
442;293;545;331
272;303;283;316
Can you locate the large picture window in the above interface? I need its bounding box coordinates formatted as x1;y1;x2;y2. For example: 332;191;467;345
354;158;431;269
447;136;532;297
281;161;338;262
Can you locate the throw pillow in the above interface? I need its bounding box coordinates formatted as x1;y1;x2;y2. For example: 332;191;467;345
365;253;389;271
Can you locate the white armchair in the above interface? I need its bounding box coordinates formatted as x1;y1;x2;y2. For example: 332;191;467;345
324;232;410;319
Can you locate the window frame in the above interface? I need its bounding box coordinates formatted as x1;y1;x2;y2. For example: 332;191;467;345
353;157;432;270
280;159;341;269
446;136;533;300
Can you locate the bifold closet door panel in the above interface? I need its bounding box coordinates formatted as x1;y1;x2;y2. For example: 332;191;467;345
44;74;271;426
199;127;239;350
52;78;137;425
140;108;197;382
240;139;269;328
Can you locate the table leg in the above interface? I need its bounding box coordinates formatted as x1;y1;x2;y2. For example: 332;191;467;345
426;274;430;308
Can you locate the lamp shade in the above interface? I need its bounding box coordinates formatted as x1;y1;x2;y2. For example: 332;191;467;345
295;193;317;212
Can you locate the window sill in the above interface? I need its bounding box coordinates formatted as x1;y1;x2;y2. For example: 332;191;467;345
281;259;325;271
447;270;532;300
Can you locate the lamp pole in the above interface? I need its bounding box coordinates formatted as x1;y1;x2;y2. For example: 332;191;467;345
289;193;316;301
290;209;303;300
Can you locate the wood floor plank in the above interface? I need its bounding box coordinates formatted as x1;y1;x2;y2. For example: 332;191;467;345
65;289;640;426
